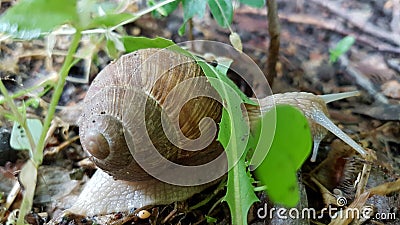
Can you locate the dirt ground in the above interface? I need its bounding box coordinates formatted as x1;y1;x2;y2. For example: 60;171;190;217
1;0;400;224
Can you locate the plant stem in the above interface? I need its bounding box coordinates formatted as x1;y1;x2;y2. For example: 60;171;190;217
33;31;82;165
0;78;54;105
266;0;281;86
253;185;267;192
0;80;36;156
11;30;82;225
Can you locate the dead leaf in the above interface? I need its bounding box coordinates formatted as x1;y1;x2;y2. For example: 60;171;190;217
353;103;400;120
382;80;400;99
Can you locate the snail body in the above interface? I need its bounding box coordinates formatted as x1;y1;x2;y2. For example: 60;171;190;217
66;48;366;217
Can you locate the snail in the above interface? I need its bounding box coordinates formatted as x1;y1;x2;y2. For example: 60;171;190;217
63;48;366;217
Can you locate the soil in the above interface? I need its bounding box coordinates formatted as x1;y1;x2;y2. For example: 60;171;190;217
0;0;399;225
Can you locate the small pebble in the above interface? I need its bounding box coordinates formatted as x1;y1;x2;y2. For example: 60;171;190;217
137;210;151;219
114;212;123;219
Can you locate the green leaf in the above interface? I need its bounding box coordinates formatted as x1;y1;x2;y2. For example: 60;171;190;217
179;0;207;35
106;38;119;59
197;61;256;105
238;0;265;8
205;215;217;223
207;0;233;28
215;58;232;76
105;32;125;58
122;36;177;53
329;35;355;63
86;13;134;29
201;63;257;225
25;98;40;108
178;23;187;36
229;32;243;53
254;105;312;207
196;58;260;225
149;0;181;18
10;118;43;150
220;108;258;225
183;0;207;21
0;0;79;39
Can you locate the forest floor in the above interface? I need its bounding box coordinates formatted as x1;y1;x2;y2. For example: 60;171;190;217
1;0;400;224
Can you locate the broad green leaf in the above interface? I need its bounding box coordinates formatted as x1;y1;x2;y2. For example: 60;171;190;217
106;32;125;58
203;63;257;225
10;118;43;150
86;13;134;29
78;0;126;28
0;0;79;39
106;38;119;59
215;57;232;76
197;61;256;105
182;0;207;21
205;215;217;223
238;0;265;8
179;0;207;35
197;58;260;225
329;36;355;63
122;36;177;53
254;105;312;207
178;24;187;36
207;0;233;28
220;109;258;225
149;0;181;18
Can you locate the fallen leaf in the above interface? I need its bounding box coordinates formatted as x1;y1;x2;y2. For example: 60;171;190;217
381;80;400;99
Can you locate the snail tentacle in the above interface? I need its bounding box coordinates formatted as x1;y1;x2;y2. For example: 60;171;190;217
319;91;360;103
310;108;367;157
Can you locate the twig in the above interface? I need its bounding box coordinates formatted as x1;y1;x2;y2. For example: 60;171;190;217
391;0;400;34
279;13;400;54
355;164;371;198
369;178;400;196
162;203;178;224
310;0;400;47
266;0;281;86
338;55;389;104
387;59;400;73
188;18;195;50
44;135;80;156
4;182;20;211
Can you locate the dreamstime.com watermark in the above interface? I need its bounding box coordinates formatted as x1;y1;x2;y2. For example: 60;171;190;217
257;196;397;220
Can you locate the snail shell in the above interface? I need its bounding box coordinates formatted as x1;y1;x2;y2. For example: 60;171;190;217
65;48;367;217
78;48;226;182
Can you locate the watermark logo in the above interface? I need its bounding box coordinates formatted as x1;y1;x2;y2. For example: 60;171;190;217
336;196;347;206
257;196;396;220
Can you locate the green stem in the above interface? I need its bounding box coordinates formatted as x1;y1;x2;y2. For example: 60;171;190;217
0;79;54;105
33;31;82;166
12;30;82;225
0;81;36;156
253;185;267;192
